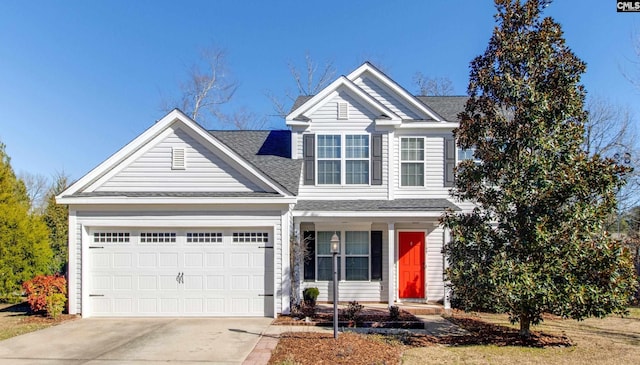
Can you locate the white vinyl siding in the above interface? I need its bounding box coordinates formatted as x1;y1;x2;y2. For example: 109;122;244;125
308;92;378;122
354;75;422;120
96;128;265;192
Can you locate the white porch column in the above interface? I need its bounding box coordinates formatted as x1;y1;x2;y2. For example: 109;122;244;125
387;222;395;308
281;212;292;315
443;227;452;310
293;220;302;307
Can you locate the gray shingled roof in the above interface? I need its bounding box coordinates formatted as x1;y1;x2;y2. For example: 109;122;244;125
73;192;282;198
294;199;460;212
417;96;468;121
210;130;302;195
289;95;313;114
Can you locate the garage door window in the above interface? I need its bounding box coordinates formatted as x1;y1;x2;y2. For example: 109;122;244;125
93;232;130;243
186;232;222;243
140;232;176;243
233;232;269;243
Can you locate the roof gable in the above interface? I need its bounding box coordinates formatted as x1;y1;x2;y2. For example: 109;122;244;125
286;75;401;126
347;62;445;122
286;62;451;126
58;110;292;202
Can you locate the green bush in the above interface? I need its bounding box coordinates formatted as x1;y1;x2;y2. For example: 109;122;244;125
46;293;66;319
303;287;319;306
343;301;364;322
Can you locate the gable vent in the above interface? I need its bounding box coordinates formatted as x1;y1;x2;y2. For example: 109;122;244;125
337;102;348;120
172;147;186;170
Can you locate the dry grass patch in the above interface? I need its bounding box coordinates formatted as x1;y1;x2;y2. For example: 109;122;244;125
0;302;77;341
403;308;640;365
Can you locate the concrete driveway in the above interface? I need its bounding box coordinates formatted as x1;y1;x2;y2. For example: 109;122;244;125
0;317;273;365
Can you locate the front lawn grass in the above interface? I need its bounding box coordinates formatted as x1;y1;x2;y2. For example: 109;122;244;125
0;302;75;341
403;308;640;365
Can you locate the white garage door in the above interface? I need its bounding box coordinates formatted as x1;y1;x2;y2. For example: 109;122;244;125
87;228;274;317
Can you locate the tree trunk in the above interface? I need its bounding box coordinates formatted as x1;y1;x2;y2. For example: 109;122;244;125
519;315;531;338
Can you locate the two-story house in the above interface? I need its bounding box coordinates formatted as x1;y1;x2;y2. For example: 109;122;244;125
57;62;467;318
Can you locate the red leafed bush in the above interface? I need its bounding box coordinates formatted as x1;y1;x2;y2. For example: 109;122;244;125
23;275;67;317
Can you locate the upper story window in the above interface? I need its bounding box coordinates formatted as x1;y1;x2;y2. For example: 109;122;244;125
400;137;425;187
458;147;475;161
317;134;369;185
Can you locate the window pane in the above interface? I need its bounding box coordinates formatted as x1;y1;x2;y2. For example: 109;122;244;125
346;257;369;280
401;163;424;186
345;160;369;184
318;161;341;184
317;135;341;158
458;147;475;161
401;138;424;161
317;231;340;254
317;257;332;281
345;231;368;254
346;135;369;158
318;257;341;281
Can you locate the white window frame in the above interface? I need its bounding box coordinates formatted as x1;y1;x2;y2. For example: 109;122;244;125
399;137;426;187
316;134;370;186
93;231;130;244
457;147;481;164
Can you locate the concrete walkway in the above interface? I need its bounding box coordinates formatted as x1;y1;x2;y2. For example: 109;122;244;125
242;315;468;365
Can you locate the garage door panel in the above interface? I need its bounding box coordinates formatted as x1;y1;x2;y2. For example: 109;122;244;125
184;275;203;290
159;275;179;290
184;253;204;268
230;252;250;268
138;253;157;267
206;253;224;267
89;228;273;317
113;275;133;290
159;253;179;268
113;253;132;268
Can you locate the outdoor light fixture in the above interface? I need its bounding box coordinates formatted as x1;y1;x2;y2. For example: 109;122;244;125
330;232;340;339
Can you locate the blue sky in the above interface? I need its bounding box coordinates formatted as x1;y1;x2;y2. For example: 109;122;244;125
1;1;638;182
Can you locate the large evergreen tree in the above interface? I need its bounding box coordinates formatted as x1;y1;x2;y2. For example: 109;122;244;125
443;0;638;337
43;173;69;274
0;142;52;301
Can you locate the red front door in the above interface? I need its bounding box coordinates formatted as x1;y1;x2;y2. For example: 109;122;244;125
398;232;425;298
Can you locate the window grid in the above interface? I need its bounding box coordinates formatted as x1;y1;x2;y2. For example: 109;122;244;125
345;135;369;185
140;232;176;243
401;137;425;187
317;135;341;185
93;232;130;243
316;231;370;281
233;232;269;243
345;231;369;281
186;232;222;243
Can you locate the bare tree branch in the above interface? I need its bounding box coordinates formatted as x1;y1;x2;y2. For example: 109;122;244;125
162;45;238;127
18;172;49;213
584;96;640;210
265;52;336;118
413;72;455;96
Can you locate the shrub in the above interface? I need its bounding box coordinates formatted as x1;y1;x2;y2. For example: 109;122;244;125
23;275;67;318
343;301;364;322
303;287;319;307
389;305;400;321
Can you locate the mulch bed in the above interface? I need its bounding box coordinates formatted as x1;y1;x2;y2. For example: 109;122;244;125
273;305;423;328
268;310;574;365
269;332;404;365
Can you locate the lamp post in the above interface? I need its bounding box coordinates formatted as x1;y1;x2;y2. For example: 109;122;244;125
330;232;340;339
